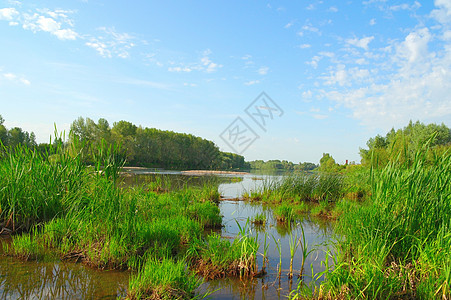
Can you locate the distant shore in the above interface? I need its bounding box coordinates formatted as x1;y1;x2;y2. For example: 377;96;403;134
182;170;249;175
120;167;249;176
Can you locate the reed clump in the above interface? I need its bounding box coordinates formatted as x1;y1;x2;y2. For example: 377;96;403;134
304;147;451;299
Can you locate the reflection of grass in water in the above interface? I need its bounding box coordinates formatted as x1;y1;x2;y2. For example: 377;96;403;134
0;258;128;299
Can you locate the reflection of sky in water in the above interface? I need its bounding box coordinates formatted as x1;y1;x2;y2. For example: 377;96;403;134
199;200;336;299
219;174;282;198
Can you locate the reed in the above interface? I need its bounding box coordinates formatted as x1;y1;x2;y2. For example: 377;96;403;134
272;235;283;279
314;146;451;299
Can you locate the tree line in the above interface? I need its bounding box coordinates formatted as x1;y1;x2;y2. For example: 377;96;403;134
69;117;249;170
359;120;451;167
0;115;37;149
0;115;249;170
249;159;318;171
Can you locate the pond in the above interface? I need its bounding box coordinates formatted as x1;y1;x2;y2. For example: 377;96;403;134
0;170;335;299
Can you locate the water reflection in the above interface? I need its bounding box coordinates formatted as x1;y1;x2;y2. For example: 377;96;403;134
198;200;335;299
0;255;128;299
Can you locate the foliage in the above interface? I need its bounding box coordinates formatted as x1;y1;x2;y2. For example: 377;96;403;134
68;116;247;170
0;115;37;150
360;120;451;167
249;159;317;171
317;153;344;173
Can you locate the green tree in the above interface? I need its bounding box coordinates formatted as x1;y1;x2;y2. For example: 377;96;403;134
0;115;7;146
318;153;340;172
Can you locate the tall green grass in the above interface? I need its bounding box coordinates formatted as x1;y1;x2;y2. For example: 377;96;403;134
303;148;451;299
0;142;85;232
244;173;343;205
2;140;228;299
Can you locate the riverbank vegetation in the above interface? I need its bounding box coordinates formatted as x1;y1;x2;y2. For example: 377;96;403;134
0;139;258;299
1;118;449;299
291;124;451;299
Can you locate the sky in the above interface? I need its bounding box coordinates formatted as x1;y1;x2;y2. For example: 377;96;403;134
0;0;450;164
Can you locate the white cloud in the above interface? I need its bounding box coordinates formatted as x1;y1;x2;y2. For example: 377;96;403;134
244;80;260;86
85;41;111;58
0;7;18;20
396;28;431;64
302;24;320;33
318;6;451;131
313;114;328;119
299;44;311;49
329;6;338;12
389;1;421;11
369;18;376;25
346;36;374;50
2;72;30;85
168;49;222;73
257;66;269;75
16;9;79;41
86;27;136;58
168;66;192;72
431;0;451;25
53;28;77;40
36;15;59;32
284;21;295;29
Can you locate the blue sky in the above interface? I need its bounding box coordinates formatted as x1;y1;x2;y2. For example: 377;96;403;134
1;0;450;164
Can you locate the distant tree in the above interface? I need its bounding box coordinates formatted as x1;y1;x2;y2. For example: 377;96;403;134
318;153;340;172
0;115;7;146
360;120;451;166
296;162;317;171
8;127;36;149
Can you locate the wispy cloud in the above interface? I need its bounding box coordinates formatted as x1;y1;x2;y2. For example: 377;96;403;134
244;80;260;86
167;49;223;73
329;6;338;12
284;20;295;29
85;27;136;58
257;66;269;75
1;71;30;85
346;36;374;50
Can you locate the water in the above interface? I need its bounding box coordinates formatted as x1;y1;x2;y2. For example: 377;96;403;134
198;200;334;299
0;239;129;299
0;170;334;299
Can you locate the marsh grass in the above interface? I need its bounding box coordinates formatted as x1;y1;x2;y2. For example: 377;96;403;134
251;212;266;226
305;146;451;299
2;139;229;299
194;220;259;280
244;173;344;219
127;256;200;300
0;141;85;232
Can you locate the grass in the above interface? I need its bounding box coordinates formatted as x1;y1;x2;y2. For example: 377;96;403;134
242;173;347;219
193;221;259;280
0;140;237;299
251;212;266;226
127;256;200;300
293;147;451;299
